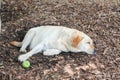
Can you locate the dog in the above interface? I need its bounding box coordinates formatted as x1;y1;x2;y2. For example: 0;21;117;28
10;26;96;62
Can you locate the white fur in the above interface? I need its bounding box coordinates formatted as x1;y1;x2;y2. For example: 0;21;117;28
14;26;95;62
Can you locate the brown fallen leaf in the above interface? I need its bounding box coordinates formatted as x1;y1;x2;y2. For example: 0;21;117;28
64;64;74;76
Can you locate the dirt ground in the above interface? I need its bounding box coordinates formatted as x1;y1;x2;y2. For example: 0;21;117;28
0;0;120;80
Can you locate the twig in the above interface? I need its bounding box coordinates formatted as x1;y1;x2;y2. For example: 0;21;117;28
103;47;109;54
0;16;1;34
0;0;2;34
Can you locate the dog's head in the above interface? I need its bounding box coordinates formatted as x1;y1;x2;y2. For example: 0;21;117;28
71;32;96;54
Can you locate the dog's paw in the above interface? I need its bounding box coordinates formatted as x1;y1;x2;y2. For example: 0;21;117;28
20;48;27;53
18;54;29;62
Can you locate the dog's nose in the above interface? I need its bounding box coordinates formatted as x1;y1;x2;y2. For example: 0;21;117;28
93;49;96;54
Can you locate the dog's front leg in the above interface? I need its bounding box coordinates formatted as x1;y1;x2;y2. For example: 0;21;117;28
43;49;61;56
18;42;46;62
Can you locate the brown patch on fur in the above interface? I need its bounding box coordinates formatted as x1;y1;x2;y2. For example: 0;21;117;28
72;35;83;48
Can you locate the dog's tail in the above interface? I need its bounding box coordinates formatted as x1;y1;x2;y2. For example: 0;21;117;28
9;41;22;47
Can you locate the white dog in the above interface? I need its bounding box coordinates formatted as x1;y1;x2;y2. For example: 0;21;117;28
10;26;95;62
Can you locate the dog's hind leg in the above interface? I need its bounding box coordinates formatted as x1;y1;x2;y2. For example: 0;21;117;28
20;29;35;52
18;42;46;62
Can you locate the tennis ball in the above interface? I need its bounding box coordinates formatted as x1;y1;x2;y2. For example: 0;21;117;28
22;61;30;68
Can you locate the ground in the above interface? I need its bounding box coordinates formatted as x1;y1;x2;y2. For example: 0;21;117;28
0;0;120;80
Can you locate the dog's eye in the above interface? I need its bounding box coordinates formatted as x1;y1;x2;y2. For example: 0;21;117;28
87;42;90;44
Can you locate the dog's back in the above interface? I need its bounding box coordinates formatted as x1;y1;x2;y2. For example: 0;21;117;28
29;26;78;49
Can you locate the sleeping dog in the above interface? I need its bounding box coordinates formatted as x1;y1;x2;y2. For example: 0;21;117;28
10;26;96;62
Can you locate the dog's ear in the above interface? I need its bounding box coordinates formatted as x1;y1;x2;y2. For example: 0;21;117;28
72;35;83;48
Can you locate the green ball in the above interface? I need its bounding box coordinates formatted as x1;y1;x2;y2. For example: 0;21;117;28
22;61;30;68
